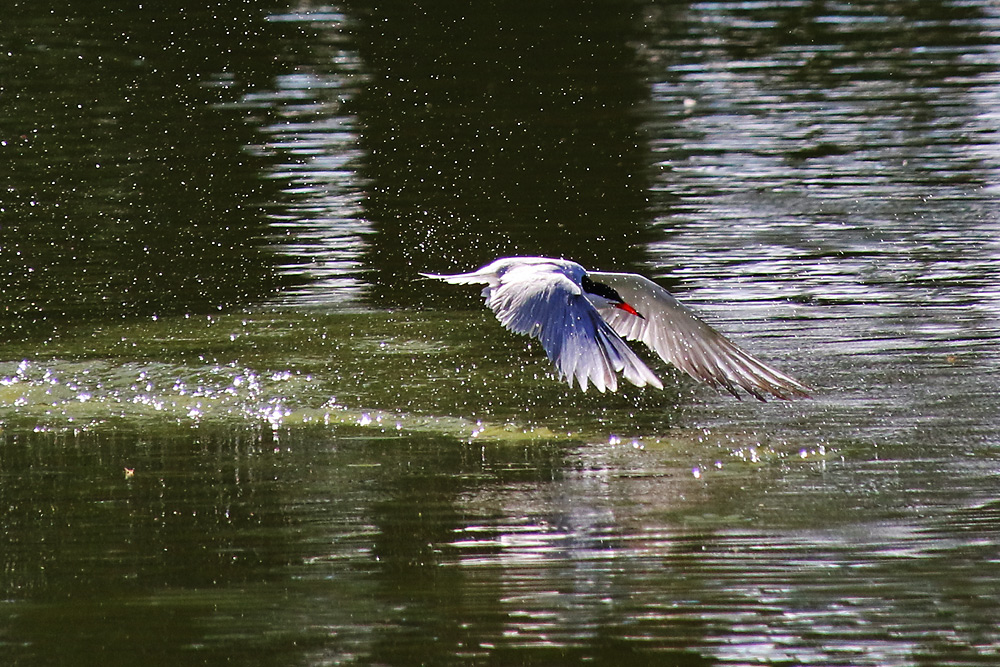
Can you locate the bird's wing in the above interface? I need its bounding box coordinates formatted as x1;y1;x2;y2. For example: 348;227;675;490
486;265;662;393
591;272;811;401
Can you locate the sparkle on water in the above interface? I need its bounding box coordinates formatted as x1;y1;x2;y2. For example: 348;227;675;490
3;1;1000;665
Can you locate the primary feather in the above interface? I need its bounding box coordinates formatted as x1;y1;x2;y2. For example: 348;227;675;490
592;272;810;400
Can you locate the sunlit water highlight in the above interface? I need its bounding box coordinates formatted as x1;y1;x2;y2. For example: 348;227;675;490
5;1;1000;665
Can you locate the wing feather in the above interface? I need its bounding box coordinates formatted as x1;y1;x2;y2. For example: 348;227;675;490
591;272;810;401
485;265;661;393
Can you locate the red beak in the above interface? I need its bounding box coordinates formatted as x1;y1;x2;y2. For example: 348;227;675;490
615;302;644;318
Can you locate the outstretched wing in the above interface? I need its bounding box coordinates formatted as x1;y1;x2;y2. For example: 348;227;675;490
591;272;811;401
486;265;662;393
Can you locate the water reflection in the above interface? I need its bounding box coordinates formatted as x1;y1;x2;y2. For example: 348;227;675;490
243;8;372;307
351;1;657;306
241;1;659;308
1;2;286;337
644;0;1000;316
5;0;1000;665
9;418;994;666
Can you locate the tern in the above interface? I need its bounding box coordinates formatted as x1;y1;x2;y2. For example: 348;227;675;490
420;256;810;401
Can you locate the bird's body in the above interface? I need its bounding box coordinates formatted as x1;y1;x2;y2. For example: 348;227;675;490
420;257;810;401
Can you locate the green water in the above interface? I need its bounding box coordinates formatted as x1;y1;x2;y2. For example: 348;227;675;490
4;0;1000;664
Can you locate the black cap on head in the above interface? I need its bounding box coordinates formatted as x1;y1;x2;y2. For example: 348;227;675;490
581;274;624;304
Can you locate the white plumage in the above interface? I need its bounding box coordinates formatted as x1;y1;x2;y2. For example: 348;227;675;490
421;257;810;401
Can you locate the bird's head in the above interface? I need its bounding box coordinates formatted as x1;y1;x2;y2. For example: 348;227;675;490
581;275;644;318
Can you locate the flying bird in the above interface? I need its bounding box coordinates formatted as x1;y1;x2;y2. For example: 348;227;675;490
420;256;810;401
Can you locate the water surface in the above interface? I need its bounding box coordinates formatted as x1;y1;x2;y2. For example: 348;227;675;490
3;1;1000;665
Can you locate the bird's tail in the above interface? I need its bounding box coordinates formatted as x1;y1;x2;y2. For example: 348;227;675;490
418;270;495;286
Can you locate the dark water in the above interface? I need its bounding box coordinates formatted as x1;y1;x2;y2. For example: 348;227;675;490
3;1;1000;665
